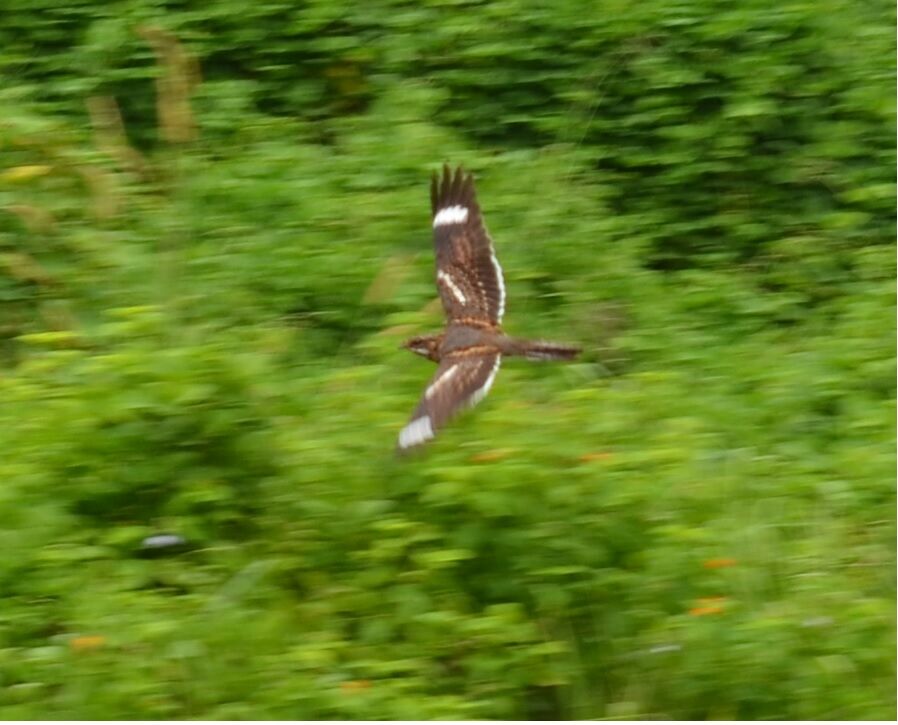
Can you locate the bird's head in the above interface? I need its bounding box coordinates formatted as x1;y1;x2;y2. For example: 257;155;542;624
402;334;442;362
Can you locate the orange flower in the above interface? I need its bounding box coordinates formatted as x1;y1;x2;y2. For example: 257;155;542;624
689;597;727;616
470;448;513;463
70;635;106;652
340;680;371;693
579;451;612;463
703;557;737;569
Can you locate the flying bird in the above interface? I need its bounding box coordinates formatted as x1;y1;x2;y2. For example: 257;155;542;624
398;164;580;450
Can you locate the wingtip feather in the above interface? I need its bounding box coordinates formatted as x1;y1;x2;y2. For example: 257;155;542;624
398;415;435;450
432;163;479;212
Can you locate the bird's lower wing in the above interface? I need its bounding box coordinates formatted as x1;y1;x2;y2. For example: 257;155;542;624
398;352;502;450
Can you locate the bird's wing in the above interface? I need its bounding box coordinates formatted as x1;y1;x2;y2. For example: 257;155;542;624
398;350;501;450
431;165;505;325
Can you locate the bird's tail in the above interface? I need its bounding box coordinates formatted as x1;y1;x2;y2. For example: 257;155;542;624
509;339;581;361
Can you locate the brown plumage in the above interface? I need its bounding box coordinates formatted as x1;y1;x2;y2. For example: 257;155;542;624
398;164;580;450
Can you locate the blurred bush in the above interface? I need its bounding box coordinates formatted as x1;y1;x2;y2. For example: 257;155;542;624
2;0;893;266
0;0;893;719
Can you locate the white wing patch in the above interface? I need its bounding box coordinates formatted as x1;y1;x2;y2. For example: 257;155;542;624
399;415;434;449
425;363;458;399
437;270;467;305
490;247;505;321
433;205;469;227
467;356;501;408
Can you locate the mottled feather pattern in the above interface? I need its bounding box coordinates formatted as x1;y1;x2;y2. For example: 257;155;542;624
431;165;505;325
399;352;500;450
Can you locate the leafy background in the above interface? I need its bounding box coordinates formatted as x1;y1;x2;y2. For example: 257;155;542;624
0;0;894;718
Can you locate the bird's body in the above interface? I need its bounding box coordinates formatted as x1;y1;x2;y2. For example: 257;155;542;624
397;165;579;450
406;326;580;363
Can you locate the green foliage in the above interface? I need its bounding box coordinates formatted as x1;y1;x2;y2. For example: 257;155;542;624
2;0;893;266
0;0;894;719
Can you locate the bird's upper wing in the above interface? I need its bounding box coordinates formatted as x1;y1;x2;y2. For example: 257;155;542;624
397;350;501;450
431;165;505;325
